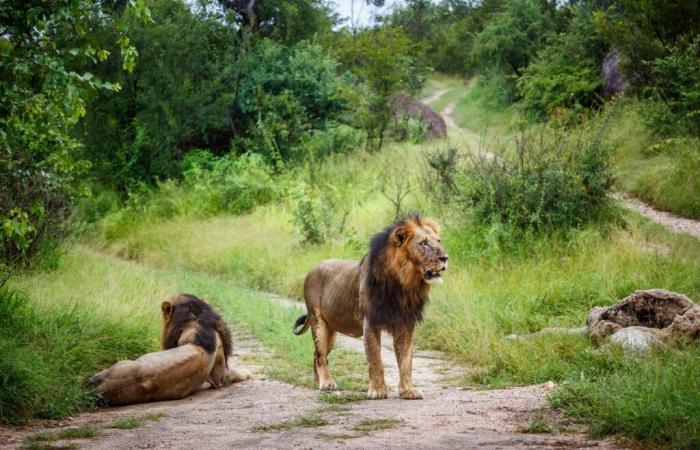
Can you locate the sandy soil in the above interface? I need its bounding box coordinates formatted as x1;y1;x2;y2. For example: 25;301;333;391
616;193;700;239
423;88;449;105
0;297;621;450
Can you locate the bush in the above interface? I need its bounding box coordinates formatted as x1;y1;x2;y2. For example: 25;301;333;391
292;182;349;245
517;7;608;117
389;116;428;143
100;153;277;240
641;37;700;137
426;119;615;231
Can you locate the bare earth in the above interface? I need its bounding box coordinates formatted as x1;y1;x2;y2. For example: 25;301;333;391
1;298;620;450
616;193;700;239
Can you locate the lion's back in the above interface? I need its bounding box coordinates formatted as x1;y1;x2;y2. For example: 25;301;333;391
304;258;364;336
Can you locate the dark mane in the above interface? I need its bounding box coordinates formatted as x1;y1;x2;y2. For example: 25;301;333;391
163;294;233;360
365;213;429;333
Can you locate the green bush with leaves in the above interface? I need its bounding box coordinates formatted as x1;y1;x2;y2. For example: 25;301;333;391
335;27;427;151
291;182;349;245
517;7;608;117
426;121;615;231
640;37;700;137
0;0;148;274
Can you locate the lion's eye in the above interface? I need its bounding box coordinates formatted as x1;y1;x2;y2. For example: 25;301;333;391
420;240;428;246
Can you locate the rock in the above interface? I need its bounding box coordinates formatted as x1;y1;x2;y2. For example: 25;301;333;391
670;306;700;340
587;289;699;350
609;327;665;353
390;92;447;139
601;50;628;98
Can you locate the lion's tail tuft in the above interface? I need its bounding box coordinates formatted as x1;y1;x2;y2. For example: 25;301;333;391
293;314;309;335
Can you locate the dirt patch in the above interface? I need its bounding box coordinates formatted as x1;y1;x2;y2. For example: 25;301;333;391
616;194;700;239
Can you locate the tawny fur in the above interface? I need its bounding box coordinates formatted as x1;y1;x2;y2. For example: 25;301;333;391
294;215;448;400
88;294;249;406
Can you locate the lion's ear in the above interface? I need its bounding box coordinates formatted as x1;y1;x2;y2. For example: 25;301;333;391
392;225;413;246
161;301;173;318
423;218;440;235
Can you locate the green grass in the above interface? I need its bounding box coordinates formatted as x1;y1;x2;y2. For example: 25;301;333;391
108;412;167;429
24;425;101;447
317;391;366;404
517;414;553;433
551;346;700;449
254;414;328;431
352;418;403;433
608;99;700;219
4;246;366;424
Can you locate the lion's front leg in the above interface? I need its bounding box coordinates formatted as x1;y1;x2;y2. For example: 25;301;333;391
393;328;422;400
363;318;387;399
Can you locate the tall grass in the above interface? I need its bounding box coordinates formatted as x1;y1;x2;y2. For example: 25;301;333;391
606;98;700;219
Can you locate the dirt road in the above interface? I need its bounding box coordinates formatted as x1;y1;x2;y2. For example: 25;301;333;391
1;320;618;450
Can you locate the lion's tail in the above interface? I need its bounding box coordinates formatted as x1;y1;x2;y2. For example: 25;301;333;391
293;314;309;335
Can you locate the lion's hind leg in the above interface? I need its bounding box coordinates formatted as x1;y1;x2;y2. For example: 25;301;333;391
207;335;251;388
311;316;337;391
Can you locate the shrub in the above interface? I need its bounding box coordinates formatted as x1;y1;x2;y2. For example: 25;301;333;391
291;182;349;245
517;7;608;117
100;153;277;240
641;37;700;137
426;120;615;231
389;117;428;143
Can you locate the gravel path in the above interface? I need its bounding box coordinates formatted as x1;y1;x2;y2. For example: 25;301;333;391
616;193;700;239
1;295;621;449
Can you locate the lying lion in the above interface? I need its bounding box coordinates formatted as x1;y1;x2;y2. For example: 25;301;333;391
293;214;448;400
88;294;249;405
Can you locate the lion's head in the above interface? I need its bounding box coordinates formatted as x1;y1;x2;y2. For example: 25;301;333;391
370;213;448;287
160;294;232;359
365;214;448;331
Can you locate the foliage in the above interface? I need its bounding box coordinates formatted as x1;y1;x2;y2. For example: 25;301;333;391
0;0;148;273
232;39;349;167
594;0;700;85
426;121;615;231
219;0;334;46
335;27;427;151
100;152;277;241
641;37;700;137
80;0;349;189
292;181;349;245
471;0;552;78
517;7;609;117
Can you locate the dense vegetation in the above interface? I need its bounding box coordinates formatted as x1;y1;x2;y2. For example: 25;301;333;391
2;0;699;447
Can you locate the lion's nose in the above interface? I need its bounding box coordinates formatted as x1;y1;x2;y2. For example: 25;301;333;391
439;255;449;262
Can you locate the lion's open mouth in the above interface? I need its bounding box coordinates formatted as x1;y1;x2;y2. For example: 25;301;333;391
423;266;446;284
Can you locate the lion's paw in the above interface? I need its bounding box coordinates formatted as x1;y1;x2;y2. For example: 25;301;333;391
399;387;423;400
367;386;388;400
319;379;337;391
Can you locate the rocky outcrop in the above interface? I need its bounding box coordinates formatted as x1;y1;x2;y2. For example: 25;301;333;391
601;50;628;98
390;92;447;139
587;289;700;352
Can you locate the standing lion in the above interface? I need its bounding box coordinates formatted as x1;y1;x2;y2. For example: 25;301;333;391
293;214;448;400
88;294;249;405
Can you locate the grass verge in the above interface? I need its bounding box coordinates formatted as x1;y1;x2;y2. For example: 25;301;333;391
4;247;366;424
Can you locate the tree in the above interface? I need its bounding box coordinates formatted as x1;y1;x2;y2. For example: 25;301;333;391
517;6;609;116
0;0;149;277
471;0;552;78
336;27;427;151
